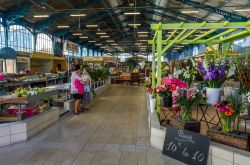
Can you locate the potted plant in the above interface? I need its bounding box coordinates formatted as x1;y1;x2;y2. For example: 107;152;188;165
155;85;172;108
198;51;230;105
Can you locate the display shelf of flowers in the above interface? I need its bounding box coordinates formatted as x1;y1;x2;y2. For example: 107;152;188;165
154;46;250;150
204;50;250;151
173;48;250;151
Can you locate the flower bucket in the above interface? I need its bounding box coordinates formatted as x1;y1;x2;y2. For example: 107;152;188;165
150;98;156;113
230;88;240;100
206;88;221;105
163;96;172;108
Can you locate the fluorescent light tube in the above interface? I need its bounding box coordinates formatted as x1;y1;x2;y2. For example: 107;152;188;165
73;33;82;36
33;15;49;18
70;14;86;17
96;32;107;35
79;36;88;39
57;25;69;28
86;25;98;28
181;10;199;14
124;12;141;15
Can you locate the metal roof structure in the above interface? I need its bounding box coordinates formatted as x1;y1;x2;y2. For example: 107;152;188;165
0;0;249;53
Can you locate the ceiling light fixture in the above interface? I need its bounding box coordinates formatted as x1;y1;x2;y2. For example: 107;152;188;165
235;8;250;12
100;35;110;38
96;32;107;35
70;14;86;17
86;24;98;28
107;40;114;42
111;43;118;46
33;15;49;18
139;35;148;37
181;10;199;14
88;41;96;43
57;25;69;28
138;31;148;34
128;23;141;26
95;44;102;46
73;33;82;36
139;40;147;42
79;36;88;39
124;12;141;15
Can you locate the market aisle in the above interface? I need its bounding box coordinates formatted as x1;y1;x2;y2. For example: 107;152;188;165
0;86;183;165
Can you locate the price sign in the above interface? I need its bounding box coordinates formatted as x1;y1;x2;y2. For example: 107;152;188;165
163;126;210;165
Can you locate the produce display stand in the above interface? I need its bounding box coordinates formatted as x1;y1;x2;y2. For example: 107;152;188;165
0;89;59;121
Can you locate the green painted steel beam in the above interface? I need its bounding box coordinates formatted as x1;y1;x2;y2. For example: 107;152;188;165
151;43;156;90
206;28;238;42
166;30;178;42
177;22;206;43
220;29;250;42
152;31;158;43
154;39;221;45
151;21;250;30
192;29;217;42
162;30;188;54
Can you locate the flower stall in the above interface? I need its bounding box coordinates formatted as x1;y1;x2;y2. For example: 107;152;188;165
147;21;250;165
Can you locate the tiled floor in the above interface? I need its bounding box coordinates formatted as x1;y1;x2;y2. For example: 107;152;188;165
0;86;184;165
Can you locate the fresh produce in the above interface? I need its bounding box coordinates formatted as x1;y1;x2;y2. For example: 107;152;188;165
14;87;46;97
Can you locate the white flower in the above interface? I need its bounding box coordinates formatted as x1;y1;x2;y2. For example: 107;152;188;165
247;92;250;103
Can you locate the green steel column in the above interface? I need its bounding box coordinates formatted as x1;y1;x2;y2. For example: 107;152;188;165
151;43;156;90
156;25;163;114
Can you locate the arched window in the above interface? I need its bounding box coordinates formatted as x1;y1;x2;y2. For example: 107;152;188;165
8;25;33;52
36;33;53;54
82;48;87;56
89;49;93;56
0;23;4;48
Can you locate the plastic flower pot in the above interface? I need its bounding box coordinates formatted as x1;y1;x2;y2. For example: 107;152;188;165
150;98;156;113
206;88;221;105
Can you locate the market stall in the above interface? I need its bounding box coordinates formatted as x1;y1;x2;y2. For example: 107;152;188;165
30;52;53;73
16;52;31;73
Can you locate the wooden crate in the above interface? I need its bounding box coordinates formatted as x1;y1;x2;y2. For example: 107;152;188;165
0;114;24;122
207;127;250;151
170;116;200;133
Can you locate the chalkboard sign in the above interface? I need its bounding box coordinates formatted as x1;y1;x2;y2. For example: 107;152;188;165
163;126;210;165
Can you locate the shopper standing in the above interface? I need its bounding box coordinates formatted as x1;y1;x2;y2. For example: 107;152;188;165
70;65;83;115
82;69;91;110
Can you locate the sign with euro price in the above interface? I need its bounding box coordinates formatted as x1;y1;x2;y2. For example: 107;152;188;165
163;126;210;165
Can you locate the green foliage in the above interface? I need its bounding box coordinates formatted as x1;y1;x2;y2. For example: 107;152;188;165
127;58;138;70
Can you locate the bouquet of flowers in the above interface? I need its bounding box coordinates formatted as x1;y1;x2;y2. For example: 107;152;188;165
174;59;197;87
155;85;172;98
172;87;203;120
198;51;230;88
213;95;244;133
234;51;250;95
